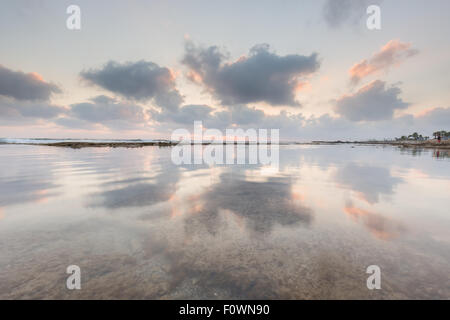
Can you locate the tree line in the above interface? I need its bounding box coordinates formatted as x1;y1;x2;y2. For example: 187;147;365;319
395;130;449;141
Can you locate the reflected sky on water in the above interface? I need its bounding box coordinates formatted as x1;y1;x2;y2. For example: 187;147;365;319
0;144;449;299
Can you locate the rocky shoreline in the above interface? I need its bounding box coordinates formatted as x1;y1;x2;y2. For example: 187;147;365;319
311;140;450;149
37;141;177;148
1;140;449;149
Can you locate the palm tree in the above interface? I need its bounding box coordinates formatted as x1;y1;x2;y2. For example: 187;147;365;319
408;132;419;140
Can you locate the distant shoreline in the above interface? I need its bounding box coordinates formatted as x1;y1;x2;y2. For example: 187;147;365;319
1;139;449;149
310;140;450;149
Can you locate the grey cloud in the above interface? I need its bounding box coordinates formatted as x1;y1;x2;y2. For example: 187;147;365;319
415;107;450;128
53;117;97;130
323;0;381;28
182;42;320;107
295;112;448;141
89;95;116;104
70;96;144;123
152;104;214;125
57;95;146;130
149;99;446;142
226;105;265;125
151;103;268;130
0;64;61;101
80;60;183;110
150;102;444;141
0;96;65;121
334;80;409;122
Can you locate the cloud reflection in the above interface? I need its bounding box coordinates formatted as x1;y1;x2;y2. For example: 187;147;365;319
335;163;403;203
184;170;313;235
0;179;59;206
344;202;406;240
90;168;180;209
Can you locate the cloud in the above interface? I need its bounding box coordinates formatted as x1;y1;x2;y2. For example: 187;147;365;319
149;101;411;141
80;60;183;110
182;42;320;107
150;102;281;134
141;94;444;140
224;105;265;125
334;80;409;121
323;0;380;28
349;40;418;84
57;95;146;130
415;107;450;128
53;117;97;130
0;65;64;125
152;104;214;125
0;64;61;101
0;96;65;121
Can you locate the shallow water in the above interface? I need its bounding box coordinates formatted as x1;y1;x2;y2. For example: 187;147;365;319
0;144;449;299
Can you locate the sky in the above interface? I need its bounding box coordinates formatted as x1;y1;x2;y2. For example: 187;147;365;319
0;0;449;141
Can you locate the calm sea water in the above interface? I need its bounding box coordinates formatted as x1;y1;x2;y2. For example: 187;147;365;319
0;144;449;299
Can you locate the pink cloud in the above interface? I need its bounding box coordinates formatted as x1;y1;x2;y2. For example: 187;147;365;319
349;40;418;84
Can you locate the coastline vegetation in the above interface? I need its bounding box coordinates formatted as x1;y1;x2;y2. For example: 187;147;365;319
395;130;449;141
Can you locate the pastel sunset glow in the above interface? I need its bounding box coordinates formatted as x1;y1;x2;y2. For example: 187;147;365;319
1;0;449;303
1;0;449;141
